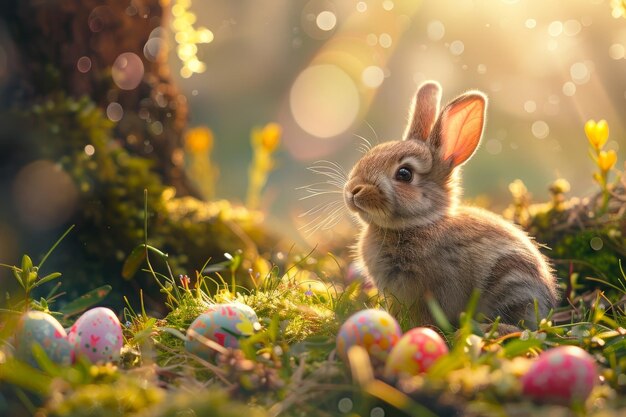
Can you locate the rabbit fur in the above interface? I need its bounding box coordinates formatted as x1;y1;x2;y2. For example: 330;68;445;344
344;81;559;329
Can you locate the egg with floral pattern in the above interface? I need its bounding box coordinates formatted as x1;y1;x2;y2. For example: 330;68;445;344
15;311;71;367
68;307;123;364
521;345;597;404
185;303;258;359
384;327;448;379
336;309;402;365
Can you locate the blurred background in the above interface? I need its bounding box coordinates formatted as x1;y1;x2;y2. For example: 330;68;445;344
1;0;626;306
172;0;626;241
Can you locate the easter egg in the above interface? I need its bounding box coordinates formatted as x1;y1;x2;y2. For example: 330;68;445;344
521;345;597;404
384;327;448;379
185;303;258;358
68;307;123;364
15;311;71;367
336;309;402;364
225;302;259;326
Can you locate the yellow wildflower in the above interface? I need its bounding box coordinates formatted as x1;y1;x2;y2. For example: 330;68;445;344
184;127;213;154
598;149;617;172
508;179;528;201
252;122;282;152
584;119;609;150
549;178;570;194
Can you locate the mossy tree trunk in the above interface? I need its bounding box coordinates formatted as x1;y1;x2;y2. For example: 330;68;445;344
0;0;195;196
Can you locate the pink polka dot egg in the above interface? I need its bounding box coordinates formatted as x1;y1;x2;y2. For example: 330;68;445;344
185;303;258;359
68;307;123;364
336;309;402;364
15;311;72;367
384;327;448;379
521;345;597;404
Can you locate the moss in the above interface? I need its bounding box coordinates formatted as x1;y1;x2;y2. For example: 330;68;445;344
240;288;337;344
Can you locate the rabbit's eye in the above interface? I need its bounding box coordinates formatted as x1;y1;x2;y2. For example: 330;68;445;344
395;167;413;182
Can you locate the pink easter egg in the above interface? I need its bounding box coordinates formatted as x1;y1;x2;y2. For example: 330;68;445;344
336;309;402;365
384;327;448;379
521;345;597;404
68;307;123;364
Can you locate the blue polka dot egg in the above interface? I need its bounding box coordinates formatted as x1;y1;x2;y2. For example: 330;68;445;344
15;311;72;367
185;303;258;359
336;309;402;365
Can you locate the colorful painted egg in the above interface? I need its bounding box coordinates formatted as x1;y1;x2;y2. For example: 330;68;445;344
336;309;402;365
521;345;597;404
15;311;71;367
185;303;257;359
224;302;259;326
384;327;448;379
68;307;123;364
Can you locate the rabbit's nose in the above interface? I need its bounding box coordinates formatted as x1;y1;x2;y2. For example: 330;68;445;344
351;185;364;196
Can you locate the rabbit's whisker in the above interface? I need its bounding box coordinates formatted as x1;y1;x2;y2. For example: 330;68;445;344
364;121;380;144
309;161;348;178
314;159;349;175
299;200;344;218
307;166;347;183
302;206;347;235
297;181;345;191
354;133;373;152
299;190;343;201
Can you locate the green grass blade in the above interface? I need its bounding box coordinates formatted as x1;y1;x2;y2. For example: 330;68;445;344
59;285;111;317
38;224;74;269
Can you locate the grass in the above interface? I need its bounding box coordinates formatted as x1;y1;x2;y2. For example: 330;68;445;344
1;234;626;417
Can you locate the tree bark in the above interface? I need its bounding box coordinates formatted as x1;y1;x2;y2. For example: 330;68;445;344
0;0;195;196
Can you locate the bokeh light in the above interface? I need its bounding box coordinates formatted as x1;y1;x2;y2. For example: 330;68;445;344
532;120;550;139
106;102;124;122
362;66;385;88
112;52;144;90
172;0;213;78
316;11;337;31
379;33;393;48
427;20;445;41
570;61;591;84
609;43;624;59
77;56;92;73
290;64;359;138
12;160;79;231
449;40;465;55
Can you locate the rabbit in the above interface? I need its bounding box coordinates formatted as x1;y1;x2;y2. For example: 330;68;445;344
344;80;559;331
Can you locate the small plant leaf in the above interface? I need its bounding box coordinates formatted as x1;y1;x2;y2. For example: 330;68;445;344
60;285;111;317
32;272;62;289
502;338;543;358
122;244;148;279
12;267;25;289
20;255;33;275
129;317;157;344
202;261;231;274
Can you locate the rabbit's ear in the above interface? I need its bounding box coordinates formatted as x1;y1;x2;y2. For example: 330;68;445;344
435;92;486;167
403;81;442;141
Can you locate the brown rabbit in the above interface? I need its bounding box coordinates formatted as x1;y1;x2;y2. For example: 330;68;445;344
344;81;559;330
